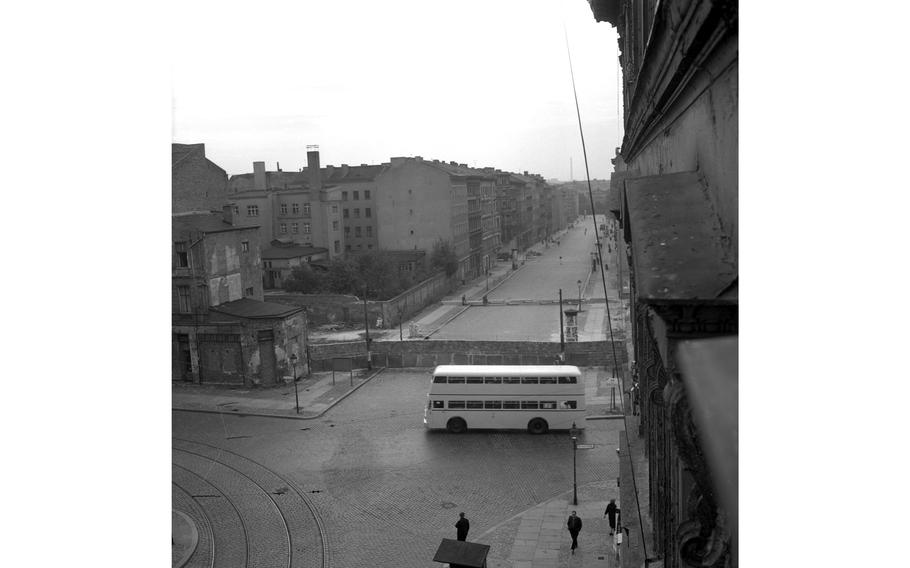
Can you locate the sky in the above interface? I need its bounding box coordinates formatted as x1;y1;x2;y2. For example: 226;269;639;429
171;0;621;181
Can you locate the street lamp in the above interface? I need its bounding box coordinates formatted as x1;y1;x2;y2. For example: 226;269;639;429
570;421;580;505
289;353;299;414
577;279;582;311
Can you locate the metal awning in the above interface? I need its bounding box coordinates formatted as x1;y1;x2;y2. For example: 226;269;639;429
622;171;737;304
433;538;490;568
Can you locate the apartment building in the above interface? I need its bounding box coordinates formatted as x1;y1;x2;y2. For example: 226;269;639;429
316;163;386;254
228;150;345;259
375;157;501;281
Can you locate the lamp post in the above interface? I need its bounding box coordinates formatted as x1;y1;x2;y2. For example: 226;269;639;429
289;353;299;414
577;279;582;311
570;421;580;505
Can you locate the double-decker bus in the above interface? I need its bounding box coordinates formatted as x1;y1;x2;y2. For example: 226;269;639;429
423;365;586;434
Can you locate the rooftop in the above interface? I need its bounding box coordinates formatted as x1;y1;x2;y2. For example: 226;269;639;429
210;298;304;320
172;212;251;234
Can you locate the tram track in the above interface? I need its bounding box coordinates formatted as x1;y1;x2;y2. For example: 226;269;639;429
172;462;250;568
173;438;329;568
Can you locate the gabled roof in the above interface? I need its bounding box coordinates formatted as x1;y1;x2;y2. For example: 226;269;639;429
172;143;226;175
210;298;304;319
261;245;328;260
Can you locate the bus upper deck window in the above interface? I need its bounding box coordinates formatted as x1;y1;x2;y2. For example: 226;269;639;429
484;377;502;384
433;376;447;383
539;377;556;384
557;376;577;384
449;377;466;384
521;377;539;384
503;377;521;384
466;377;484;384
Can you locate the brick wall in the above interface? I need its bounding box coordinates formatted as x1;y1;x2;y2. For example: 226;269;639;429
173;148;230;214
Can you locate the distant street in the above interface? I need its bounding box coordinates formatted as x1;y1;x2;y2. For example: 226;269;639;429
420;214;628;342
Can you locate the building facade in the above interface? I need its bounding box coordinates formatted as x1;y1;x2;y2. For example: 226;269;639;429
228;150;346;260
317;164;386;254
172;210;309;384
587;1;738;567
172;143;229;214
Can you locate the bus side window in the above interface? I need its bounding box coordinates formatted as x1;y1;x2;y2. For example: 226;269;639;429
484;377;502;384
466;377;484;384
539;377;556;384
432;400;445;409
540;401;557;409
466;401;484;409
448;400;466;409
561;400;577;409
521;377;539;384
484;400;502;409
503;401;520;409
434;376;447;383
449;377;466;384
521;401;539;409
503;377;521;384
558;376;577;384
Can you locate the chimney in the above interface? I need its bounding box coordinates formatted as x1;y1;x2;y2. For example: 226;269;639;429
277;161;281;172
306;145;323;195
253;161;266;190
222;204;234;226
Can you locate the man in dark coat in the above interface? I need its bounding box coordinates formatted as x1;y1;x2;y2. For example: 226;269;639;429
604;499;619;535
455;512;470;541
566;511;583;553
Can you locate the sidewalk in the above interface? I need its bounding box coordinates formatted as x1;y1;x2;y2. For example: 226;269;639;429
172;367;383;419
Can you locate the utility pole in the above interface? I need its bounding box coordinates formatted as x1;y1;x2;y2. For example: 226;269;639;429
363;286;372;370
559;289;565;354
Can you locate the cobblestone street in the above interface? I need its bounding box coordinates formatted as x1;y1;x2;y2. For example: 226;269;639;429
174;369;623;567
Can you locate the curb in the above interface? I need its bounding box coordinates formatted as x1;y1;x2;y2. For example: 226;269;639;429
172;510;198;568
172;367;387;420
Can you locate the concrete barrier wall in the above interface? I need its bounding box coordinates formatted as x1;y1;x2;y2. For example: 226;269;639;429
308;339;627;371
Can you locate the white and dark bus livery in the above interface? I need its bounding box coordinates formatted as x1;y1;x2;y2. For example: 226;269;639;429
423;365;586;434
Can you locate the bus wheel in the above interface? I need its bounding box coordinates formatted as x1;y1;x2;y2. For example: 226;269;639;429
527;418;549;434
447;417;467;434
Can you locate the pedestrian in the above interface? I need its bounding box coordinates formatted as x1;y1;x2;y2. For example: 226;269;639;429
566;510;582;554
629;382;640;416
604;499;618;535
455;512;470;541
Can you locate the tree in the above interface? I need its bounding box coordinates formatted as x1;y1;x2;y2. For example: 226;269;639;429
430;239;459;277
283;263;324;293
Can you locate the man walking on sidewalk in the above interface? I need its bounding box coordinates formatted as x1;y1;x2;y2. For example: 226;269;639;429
604;499;619;535
567;511;583;554
455;512;470;541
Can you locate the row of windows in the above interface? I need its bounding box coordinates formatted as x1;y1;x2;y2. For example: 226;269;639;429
431;400;578;410
344;226;373;238
432;376;578;384
343;208;371;219
280;223;311;234
341;190;371;201
346;244;374;251
279;203;312;216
